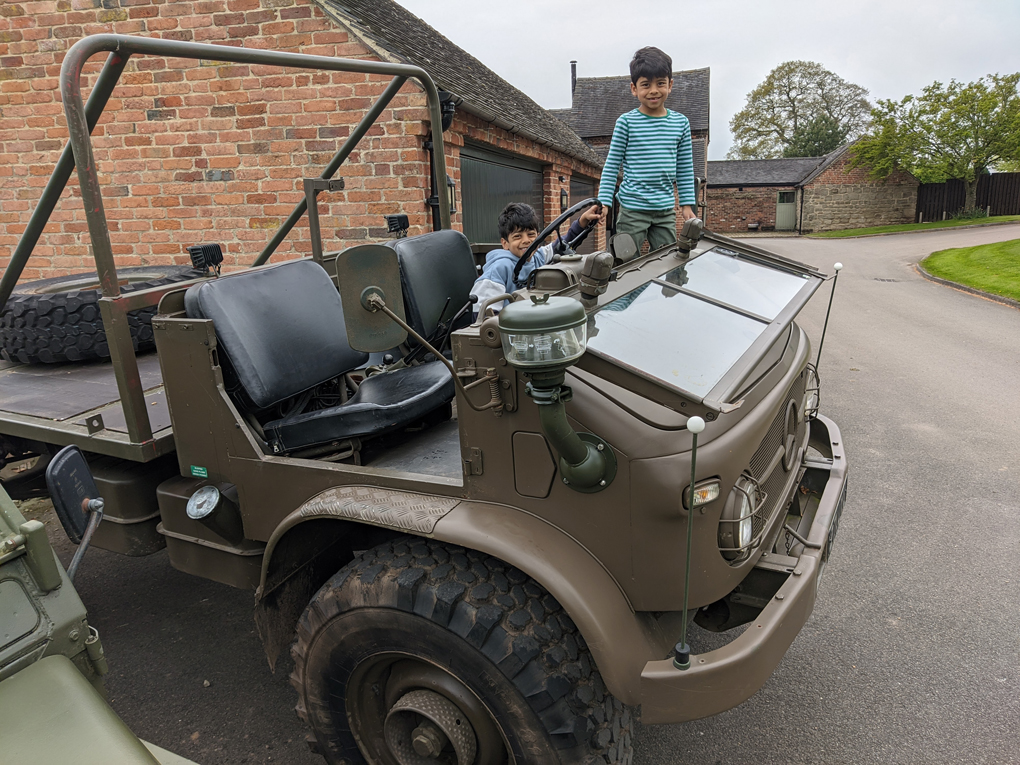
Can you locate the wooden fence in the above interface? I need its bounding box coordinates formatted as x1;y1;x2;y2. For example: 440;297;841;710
916;173;1020;221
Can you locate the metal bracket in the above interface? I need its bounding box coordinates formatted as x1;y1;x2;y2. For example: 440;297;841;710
303;177;346;265
85;414;105;434
463;447;483;476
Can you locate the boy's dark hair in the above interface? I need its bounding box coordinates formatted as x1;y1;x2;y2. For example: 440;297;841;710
630;47;672;84
498;202;541;241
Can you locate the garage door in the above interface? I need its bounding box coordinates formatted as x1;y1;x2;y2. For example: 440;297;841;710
570;176;597;254
460;146;544;246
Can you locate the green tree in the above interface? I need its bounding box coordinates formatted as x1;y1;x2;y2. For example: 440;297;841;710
852;74;1020;211
783;114;849;157
728;61;870;159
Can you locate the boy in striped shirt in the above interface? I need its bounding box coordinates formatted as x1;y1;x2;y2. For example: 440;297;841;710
597;47;697;251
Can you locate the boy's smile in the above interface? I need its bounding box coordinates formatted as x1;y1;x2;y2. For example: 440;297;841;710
501;228;538;259
631;76;672;116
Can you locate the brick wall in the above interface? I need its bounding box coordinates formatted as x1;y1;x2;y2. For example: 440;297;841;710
706;186;787;233
0;0;601;281
800;153;917;232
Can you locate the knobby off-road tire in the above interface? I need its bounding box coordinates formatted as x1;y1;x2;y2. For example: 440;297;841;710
0;266;203;364
291;537;633;765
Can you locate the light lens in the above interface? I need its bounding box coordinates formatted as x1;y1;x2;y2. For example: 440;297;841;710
737;490;753;548
500;325;587;368
684;479;720;509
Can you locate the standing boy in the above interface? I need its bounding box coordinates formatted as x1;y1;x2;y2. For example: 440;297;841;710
597;47;696;251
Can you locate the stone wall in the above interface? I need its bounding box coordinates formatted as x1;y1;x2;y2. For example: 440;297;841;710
800;152;917;232
705;186;788;233
0;0;601;279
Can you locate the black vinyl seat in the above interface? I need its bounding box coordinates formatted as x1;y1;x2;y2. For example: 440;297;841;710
184;259;453;454
263;361;452;453
387;229;478;342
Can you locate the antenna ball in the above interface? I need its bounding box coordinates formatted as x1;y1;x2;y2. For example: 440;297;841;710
688;416;706;434
833;262;844;271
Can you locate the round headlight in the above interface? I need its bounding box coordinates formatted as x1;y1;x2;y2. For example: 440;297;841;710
737;490;753;548
497;294;587;371
719;475;760;562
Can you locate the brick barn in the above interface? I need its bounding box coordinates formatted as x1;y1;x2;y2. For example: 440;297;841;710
706;144;918;234
0;0;603;281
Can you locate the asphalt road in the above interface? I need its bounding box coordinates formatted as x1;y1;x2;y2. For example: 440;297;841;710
24;224;1020;764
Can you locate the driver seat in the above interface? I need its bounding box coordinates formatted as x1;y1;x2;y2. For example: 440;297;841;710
183;259;454;455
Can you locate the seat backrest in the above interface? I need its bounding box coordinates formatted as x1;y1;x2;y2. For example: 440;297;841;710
184;259;367;409
387;229;477;339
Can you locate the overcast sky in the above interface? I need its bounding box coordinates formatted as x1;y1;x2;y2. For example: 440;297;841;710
397;0;1020;160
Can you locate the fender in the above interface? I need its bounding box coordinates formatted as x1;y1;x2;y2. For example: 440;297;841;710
257;489;668;705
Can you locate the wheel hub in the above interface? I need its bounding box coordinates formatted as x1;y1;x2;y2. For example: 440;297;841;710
384;689;477;764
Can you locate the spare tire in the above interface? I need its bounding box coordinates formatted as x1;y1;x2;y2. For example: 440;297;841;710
0;266;204;364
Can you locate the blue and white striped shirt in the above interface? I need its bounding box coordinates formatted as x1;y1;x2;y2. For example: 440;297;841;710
597;109;696;211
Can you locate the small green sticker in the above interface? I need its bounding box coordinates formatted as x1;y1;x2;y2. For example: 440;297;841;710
191;465;208;478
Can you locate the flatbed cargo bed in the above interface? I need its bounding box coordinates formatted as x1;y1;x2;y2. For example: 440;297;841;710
0;354;174;460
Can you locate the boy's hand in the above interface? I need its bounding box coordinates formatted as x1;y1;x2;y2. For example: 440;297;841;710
580;204;608;227
680;205;697;221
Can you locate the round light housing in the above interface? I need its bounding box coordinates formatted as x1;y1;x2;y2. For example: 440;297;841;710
719;475;761;562
737;491;753;548
497;294;587;370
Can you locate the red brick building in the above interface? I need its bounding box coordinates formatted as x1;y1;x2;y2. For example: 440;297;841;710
706;145;918;234
0;0;604;281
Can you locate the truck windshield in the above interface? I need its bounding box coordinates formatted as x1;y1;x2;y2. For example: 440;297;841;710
585;246;819;404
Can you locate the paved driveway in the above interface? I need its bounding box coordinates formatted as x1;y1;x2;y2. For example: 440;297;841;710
636;224;1020;764
31;225;1020;764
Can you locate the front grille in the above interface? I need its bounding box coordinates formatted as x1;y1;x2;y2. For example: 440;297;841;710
748;371;806;481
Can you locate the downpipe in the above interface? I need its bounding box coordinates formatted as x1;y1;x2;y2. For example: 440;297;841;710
527;370;616;493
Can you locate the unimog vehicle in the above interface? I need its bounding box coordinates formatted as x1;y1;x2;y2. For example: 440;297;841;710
0;35;848;765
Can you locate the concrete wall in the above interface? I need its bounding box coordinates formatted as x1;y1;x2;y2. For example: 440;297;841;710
800;152;917;233
0;0;600;279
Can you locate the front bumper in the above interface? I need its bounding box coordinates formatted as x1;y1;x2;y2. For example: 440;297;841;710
639;414;848;724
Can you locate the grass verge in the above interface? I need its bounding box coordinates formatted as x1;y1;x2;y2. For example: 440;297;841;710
921;238;1020;303
807;215;1020;238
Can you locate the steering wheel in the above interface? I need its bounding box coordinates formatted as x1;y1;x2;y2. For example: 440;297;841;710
511;198;602;288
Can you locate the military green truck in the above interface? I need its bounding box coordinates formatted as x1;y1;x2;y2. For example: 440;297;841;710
0;465;198;764
0;35;848;765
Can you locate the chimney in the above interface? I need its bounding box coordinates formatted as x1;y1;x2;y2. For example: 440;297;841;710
570;60;577;97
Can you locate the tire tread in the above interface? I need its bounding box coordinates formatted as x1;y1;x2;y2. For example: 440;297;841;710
290;537;633;765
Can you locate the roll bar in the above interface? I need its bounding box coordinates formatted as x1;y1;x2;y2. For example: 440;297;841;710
0;35;451;451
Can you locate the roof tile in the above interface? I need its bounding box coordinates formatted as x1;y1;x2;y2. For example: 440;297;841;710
315;0;603;166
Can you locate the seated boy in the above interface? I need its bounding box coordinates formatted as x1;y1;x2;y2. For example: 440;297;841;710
598;46;697;252
471;202;605;313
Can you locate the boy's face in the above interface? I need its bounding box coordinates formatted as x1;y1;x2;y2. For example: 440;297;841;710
631;76;673;114
501;227;539;259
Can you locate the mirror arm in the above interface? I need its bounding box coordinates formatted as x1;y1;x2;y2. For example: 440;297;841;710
66;499;104;583
365;295;503;413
